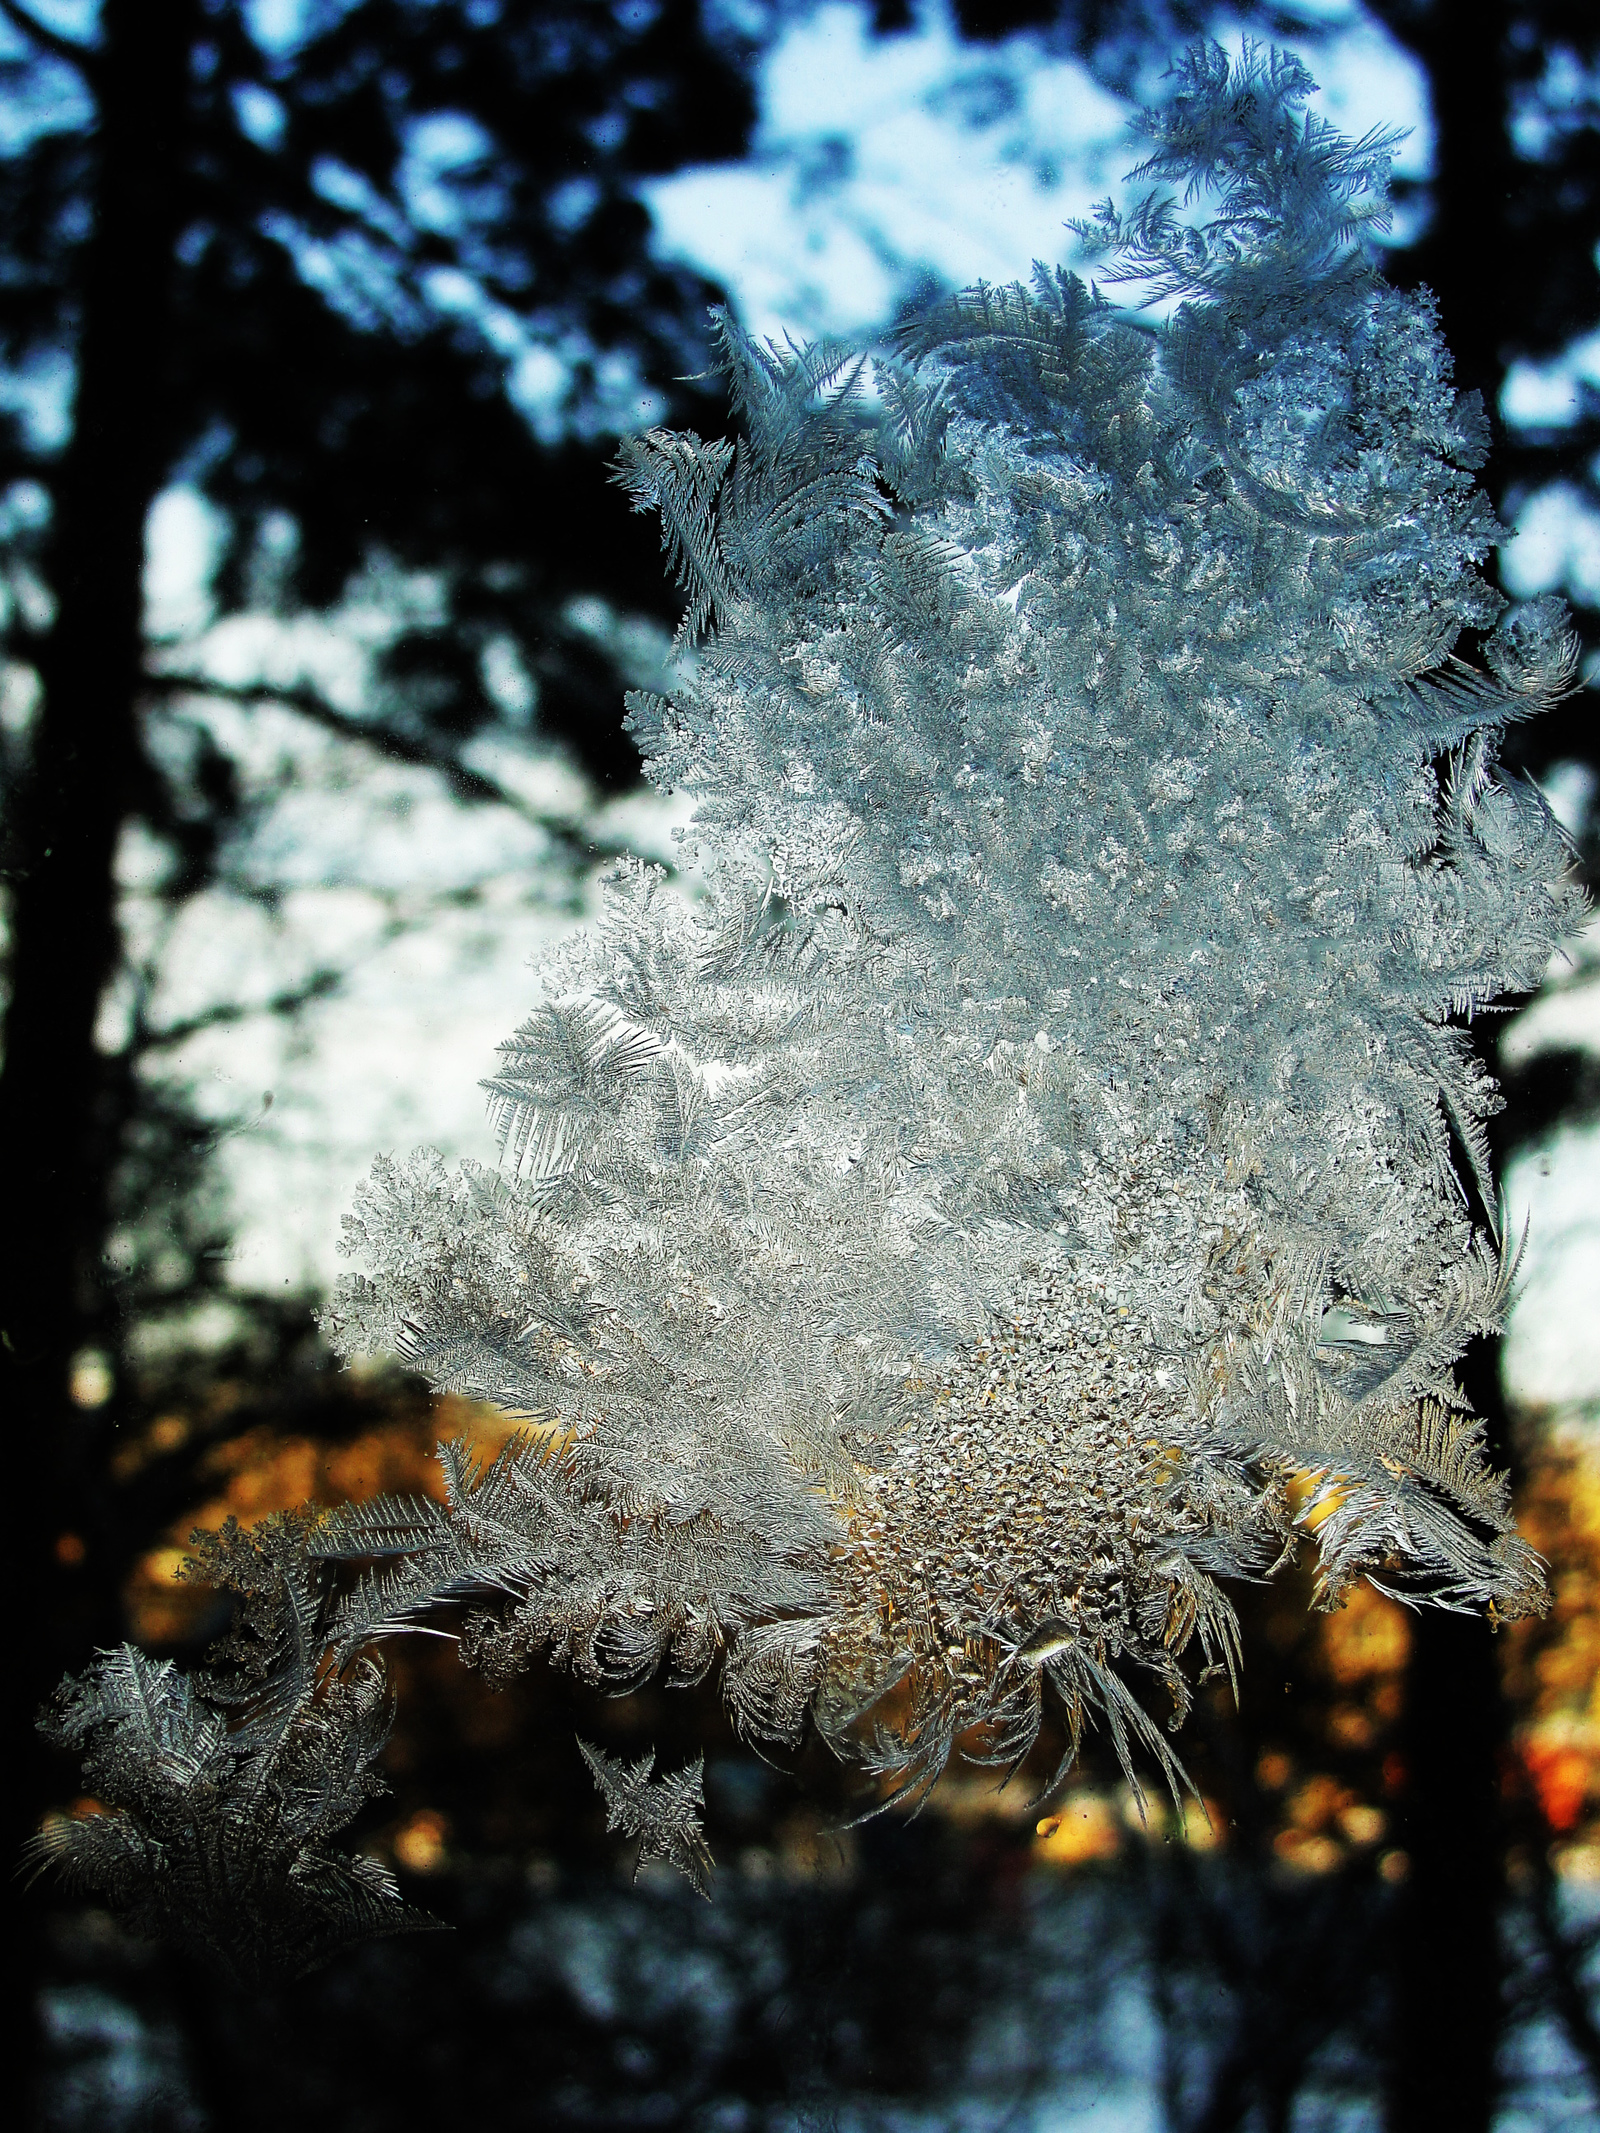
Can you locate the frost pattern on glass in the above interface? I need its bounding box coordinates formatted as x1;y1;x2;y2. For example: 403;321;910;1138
579;1739;715;1897
29;1520;443;1983
39;46;1585;1941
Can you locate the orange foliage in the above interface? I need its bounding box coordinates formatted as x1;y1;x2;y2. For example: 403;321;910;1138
1503;1421;1600;1856
1318;1584;1412;1686
112;1363;1600;1882
1033;1793;1122;1866
122;1389;518;1647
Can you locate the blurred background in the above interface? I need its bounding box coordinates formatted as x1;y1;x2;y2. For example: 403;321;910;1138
2;2;1598;2127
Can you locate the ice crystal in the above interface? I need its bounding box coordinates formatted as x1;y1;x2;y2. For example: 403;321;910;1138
38;44;1584;1939
578;1739;714;1897
28;1520;442;1982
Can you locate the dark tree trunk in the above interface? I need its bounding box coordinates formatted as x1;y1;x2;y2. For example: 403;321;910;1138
1382;0;1515;430
1;1;193;2114
1364;8;1518;2127
1385;1353;1510;2133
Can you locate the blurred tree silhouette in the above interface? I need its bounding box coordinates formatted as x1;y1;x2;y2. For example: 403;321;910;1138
1103;7;1600;2119
1351;10;1600;2127
8;3;1600;2128
0;0;774;2098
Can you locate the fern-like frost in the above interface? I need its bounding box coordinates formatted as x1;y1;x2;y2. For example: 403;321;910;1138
578;1740;715;1898
34;43;1585;1955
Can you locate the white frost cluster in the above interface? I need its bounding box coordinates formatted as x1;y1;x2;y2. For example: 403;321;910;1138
41;49;1587;1943
326;47;1584;1831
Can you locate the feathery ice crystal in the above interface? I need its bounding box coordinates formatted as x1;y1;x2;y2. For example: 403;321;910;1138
35;45;1585;1960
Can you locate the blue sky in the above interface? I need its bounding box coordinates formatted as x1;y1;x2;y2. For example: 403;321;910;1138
121;1;1600;1426
640;1;1432;344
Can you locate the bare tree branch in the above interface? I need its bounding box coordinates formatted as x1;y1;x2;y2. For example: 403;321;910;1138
1529;1850;1600;2112
0;0;98;77
145;670;634;868
132;968;345;1054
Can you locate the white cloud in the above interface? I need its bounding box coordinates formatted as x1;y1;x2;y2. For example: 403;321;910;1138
1502;329;1600;430
643;2;1433;345
144;487;224;641
643;0;1130;343
1501;483;1600;607
1505;1120;1600;1412
1212;8;1433;179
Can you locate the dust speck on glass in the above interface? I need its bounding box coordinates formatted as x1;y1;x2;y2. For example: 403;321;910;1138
31;43;1586;1977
